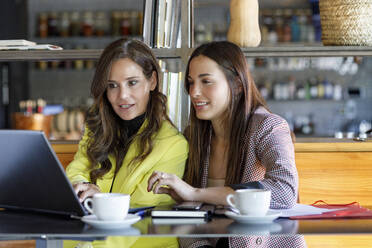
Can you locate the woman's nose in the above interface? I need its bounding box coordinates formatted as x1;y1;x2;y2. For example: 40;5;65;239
190;84;201;98
119;86;129;99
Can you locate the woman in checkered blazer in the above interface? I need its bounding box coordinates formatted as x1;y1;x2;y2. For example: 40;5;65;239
148;41;306;248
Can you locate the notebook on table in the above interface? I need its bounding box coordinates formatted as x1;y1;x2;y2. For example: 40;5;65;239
0;130;87;218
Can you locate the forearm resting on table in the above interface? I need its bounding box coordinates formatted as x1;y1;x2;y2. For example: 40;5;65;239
193;186;235;206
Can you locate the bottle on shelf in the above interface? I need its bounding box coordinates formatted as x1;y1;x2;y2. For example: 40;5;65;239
38;13;48;38
284;111;294;131
120;11;131;36
323;78;333;99
309;77;318;99
281;81;289;100
47;11;59;36
59;12;70;37
301;114;314;135
288;76;296;100
74;45;85;70
69;11;81;36
85;60;95;70
273;81;281;100
195;24;206;45
274;9;284;43
259;8;317;44
111;11;121;36
260;9;270;43
296;82;306;100
258;83;269;100
298;10;308;43
305;9;315;43
95;11;109;37
333;84;343;101
309;0;322;42
130;11;139;36
290;11;300;42
261;9;277;43
317;76;325;99
82;11;94;37
282;9;292;43
49;60;60;70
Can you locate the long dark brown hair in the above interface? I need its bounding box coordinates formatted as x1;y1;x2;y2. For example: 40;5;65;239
85;38;170;183
183;41;268;187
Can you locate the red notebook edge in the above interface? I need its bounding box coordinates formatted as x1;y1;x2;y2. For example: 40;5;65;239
290;200;372;220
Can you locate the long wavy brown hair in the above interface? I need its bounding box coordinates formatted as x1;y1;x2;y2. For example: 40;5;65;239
183;41;268;187
85;38;170;183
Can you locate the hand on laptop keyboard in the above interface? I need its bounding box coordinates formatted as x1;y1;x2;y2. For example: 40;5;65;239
73;182;101;202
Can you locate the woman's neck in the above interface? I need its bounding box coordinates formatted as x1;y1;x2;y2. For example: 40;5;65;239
211;119;228;142
122;113;146;138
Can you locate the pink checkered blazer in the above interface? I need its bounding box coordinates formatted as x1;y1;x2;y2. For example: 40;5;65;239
180;107;306;248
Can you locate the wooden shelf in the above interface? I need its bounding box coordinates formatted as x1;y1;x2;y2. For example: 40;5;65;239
1;46;372;61
242;46;372;57
0;48;182;62
31;36;142;43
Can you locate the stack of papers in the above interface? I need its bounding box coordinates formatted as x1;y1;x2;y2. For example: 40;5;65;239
151;208;208;218
270;204;346;217
151;204;215;219
0;39;62;50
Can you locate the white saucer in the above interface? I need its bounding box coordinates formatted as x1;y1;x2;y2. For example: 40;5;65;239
81;214;141;229
225;210;281;224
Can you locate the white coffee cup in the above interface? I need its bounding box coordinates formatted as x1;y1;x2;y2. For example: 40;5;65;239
84;193;130;221
226;189;271;216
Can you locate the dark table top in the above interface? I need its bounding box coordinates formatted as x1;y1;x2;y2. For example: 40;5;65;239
1;209;372;240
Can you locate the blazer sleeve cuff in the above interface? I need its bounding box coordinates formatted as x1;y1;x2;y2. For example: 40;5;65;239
229;181;265;190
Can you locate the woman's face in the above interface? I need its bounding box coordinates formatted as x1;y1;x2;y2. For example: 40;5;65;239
188;55;230;123
106;58;156;121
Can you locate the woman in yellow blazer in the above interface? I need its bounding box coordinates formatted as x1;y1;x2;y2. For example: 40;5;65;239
64;38;188;248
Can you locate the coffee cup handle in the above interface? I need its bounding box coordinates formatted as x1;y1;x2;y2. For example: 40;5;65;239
83;198;94;215
226;194;237;209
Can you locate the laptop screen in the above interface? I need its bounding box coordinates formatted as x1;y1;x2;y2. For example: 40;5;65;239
0;130;86;217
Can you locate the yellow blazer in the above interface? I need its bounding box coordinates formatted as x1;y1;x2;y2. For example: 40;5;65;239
64;120;188;248
66;119;188;206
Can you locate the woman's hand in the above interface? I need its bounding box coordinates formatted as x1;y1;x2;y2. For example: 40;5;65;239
73;182;101;202
147;171;198;202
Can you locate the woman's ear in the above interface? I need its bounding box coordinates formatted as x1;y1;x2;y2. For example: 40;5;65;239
150;71;157;91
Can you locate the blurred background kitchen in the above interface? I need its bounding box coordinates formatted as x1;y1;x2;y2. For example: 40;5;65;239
0;0;371;140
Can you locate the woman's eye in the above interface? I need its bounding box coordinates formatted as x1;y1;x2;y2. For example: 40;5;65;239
128;80;138;86
202;79;211;84
108;83;117;89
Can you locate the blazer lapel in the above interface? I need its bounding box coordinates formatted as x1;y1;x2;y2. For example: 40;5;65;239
200;128;212;188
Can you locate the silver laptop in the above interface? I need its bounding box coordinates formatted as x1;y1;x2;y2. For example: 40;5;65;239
0;130;87;218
